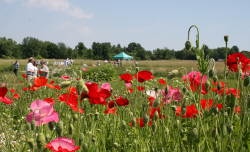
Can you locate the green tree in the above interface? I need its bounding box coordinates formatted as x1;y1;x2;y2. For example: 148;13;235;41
47;43;59;59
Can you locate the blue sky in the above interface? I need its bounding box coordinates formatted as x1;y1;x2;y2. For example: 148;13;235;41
0;0;249;51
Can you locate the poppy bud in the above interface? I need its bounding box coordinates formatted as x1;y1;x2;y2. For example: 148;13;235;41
48;121;54;131
190;128;198;139
143;114;149;125
185;40;192;50
27;138;34;150
227;124;233;134
213;75;218;83
56;121;63;137
28;83;32;89
31;120;36;130
171;105;177;112
95;110;99;121
244;75;250;87
153;112;159;122
77;78;89;95
181;105;187;115
165;86;170;95
59;81;71;89
73;114;78;122
236;69;243;80
122;120;127;131
165;127;169;135
209;69;215;78
217;82;222;91
131;117;136;127
167;70;179;80
174;120;180;128
129;112;133;118
212;106;219;114
153;98;160;108
224;35;228;43
205;80;210;93
79;133;85;146
37;133;45;150
45;134;51;143
26;121;31;130
182;86;187;93
68;124;74;135
152;122;157;134
154;86;159;92
136;67;139;72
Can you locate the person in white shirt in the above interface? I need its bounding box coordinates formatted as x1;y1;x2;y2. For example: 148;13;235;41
64;59;68;67
33;61;38;78
26;57;35;83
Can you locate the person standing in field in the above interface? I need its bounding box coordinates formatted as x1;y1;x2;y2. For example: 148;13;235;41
26;57;35;83
40;61;49;79
33;61;38;78
13;60;19;76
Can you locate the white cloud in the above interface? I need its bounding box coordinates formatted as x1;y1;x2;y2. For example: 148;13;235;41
21;0;93;19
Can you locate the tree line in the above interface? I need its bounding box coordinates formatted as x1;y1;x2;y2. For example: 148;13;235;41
0;36;249;61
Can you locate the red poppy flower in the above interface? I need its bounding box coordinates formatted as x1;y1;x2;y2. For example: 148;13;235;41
22;87;29;91
44;98;56;104
134;70;155;83
31;84;41;90
58;93;83;113
34;76;48;87
62;75;70;80
148;97;155;102
129;117;152;127
81;83;111;105
176;105;198;118
213;87;240;98
159;79;166;85
38;71;42;73
227;53;250;72
0;87;13;104
116;96;129;106
212;81;228;87
136;86;144;91
235;107;240;114
105;106;117;115
127;88;134;93
22;74;28;79
119;73;133;83
108;101;115;108
9;89;15;93
46;84;54;89
54;85;61;90
67;87;77;95
13;94;20;99
76;78;79;81
50;80;55;84
149;107;165;119
200;99;223;111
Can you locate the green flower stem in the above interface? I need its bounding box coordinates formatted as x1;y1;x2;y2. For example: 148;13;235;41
76;94;81;146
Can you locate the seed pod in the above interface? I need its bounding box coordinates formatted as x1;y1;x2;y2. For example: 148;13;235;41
79;133;85;146
244;75;250;87
136;67;139;72
95;110;99;121
181;105;187;115
227;124;233;134
27;138;34;150
59;81;71;89
73;114;78;122
26;121;31;130
48;121;54;131
152;122;157;134
167;70;179;80
122;120;127;131
69;124;74;135
213;75;218;83
31;120;36;130
153;98;160;108
185;40;192;50
205;80;210;93
56;121;63;137
153;112;159;122
37;133;45;150
131;117;136;127
217;82;222;91
224;35;228;43
190;128;198;139
143;114;149;125
209;69;215;78
45;134;51;143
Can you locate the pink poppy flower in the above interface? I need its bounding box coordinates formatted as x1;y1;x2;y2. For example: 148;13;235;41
101;83;111;91
125;83;132;88
1;83;6;87
82;68;87;71
242;72;250;79
46;137;80;152
26;100;59;126
62;75;70;80
162;86;183;104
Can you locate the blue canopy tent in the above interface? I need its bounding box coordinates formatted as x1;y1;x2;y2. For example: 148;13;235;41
112;52;133;60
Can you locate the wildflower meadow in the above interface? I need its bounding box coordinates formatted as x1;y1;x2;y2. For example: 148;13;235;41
1;25;250;152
